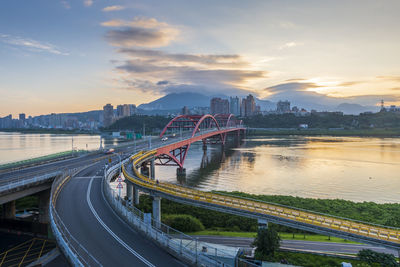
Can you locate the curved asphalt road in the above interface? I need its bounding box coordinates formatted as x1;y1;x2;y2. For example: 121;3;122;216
56;162;185;267
195;235;399;257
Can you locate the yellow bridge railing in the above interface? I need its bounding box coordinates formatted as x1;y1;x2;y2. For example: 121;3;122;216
122;150;400;246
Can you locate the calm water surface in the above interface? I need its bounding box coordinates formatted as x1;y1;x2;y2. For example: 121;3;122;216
0;132;110;164
2;132;399;203
156;136;400;203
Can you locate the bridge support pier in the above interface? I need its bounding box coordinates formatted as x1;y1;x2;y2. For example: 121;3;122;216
150;158;155;180
202;139;207;151
152;196;161;228
141;164;149;177
38;189;50;223
126;183;133;206
176;168;186;177
2;200;15;219
134;186;140;206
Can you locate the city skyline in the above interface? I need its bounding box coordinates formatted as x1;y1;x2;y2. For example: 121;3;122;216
1;0;400;117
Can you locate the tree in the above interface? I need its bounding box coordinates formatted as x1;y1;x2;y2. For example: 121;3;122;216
253;225;281;259
358;249;398;267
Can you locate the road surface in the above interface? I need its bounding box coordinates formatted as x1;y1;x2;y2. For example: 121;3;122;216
56;162;186;266
194;235;399;256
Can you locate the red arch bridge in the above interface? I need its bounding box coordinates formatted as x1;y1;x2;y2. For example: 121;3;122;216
154;114;245;171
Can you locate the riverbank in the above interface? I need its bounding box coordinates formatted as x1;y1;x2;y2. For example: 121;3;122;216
0;128;99;135
136;192;400;236
247;127;400;137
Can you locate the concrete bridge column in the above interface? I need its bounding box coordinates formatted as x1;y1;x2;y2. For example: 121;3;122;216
126;183;133;206
141;163;149;177
176;168;186;178
38;189;51;223
150;158;155;180
133;186;140;206
152;196;161;228
202;139;207;151
2;201;16;219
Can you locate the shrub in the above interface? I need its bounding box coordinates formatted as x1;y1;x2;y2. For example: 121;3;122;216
253;225;281;259
358;249;398;266
162;214;205;232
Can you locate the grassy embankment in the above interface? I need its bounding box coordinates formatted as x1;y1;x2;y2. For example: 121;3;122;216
0;150;86;171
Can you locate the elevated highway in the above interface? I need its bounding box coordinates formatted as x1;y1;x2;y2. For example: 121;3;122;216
123;146;400;251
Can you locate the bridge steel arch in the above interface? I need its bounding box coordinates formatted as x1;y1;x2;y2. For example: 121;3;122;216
155;114;241;170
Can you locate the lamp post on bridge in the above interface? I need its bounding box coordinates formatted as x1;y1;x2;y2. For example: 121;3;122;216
111;151;122;176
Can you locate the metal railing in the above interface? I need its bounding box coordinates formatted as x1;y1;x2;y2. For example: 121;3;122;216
0;171;62;193
124;149;400;249
104;159;252;267
49;168;102;267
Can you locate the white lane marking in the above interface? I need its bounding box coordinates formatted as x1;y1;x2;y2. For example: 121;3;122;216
86;178;155;267
75;176;102;179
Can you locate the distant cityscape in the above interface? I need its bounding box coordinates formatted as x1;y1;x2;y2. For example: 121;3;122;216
1;94;399;130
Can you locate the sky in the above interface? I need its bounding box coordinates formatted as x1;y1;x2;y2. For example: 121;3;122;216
1;0;400;117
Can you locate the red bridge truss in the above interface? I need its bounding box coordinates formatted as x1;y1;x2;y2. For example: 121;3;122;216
156;114;244;169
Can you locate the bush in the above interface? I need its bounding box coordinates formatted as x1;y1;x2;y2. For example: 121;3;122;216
162;214;205;232
358;249;398;266
253;225;281;259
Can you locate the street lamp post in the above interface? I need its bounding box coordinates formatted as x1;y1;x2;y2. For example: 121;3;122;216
112;152;122;175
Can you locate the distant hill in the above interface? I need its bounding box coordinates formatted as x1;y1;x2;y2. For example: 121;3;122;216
138;92;275;112
138;92;211;110
335;103;379;115
255;98;276;111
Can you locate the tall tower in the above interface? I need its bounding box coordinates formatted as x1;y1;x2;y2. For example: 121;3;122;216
380;99;385;112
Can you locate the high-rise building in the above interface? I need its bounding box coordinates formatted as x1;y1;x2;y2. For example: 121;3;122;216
19;113;26;121
181;106;190;115
103;104;114;127
116;105;124;117
229;96;240;116
277;100;291;113
117;104;135;117
210;97;229;114
241;94;256;117
129;104;137;115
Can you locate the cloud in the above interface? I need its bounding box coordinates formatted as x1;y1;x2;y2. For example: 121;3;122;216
377;76;400;82
279;21;296;29
84;0;93;7
111;48;266;95
338;81;364;87
61;1;70;9
117;48;247;67
279;42;301;50
0;34;69;55
266;82;321;94
105;17;266;97
102;17;179;48
285;78;306;82
102;5;125;12
101;17;169;28
156;80;169;85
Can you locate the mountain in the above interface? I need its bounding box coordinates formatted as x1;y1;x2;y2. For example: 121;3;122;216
255;99;276;111
139;92;275;112
138;92;211;110
137;91;379;115
335;103;379;115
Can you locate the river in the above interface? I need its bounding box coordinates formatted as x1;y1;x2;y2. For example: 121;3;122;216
156;136;400;203
1;132;399;203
